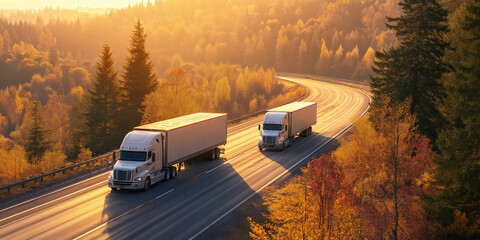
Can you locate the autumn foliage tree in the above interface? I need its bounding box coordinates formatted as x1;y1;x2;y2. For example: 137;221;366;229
249;155;363;240
334;97;436;239
213;76;231;112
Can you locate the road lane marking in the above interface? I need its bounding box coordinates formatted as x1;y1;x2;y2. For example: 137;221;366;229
74;189;175;239
189;89;371;240
190;171;206;181
0;171;110;214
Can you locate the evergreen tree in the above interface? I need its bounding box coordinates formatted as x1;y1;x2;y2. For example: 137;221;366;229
85;43;122;155
371;0;450;141
24;101;50;164
427;1;480;237
120;19;158;131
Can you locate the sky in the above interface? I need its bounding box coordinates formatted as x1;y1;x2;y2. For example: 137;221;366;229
0;0;153;10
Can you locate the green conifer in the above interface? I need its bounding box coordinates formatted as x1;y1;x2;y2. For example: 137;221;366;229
371;0;450;141
85;43;122;155
120;19;158;131
24;101;50;164
428;1;480;236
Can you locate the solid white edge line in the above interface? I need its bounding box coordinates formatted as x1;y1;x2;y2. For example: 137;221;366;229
0;181;106;223
74;189;175;239
189;91;371;240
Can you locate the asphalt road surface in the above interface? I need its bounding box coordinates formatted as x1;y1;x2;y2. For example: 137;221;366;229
0;74;371;240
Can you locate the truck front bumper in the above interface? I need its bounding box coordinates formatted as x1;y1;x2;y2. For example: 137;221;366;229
108;179;144;190
258;143;283;150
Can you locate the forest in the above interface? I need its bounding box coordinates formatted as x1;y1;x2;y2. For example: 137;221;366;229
0;0;400;82
249;0;480;239
0;13;303;185
0;0;478;239
0;0;399;185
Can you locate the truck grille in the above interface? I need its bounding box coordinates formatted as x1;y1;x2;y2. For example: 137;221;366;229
113;181;132;186
114;170;132;182
263;136;276;144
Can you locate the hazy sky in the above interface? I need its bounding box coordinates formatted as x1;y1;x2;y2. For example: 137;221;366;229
0;0;153;10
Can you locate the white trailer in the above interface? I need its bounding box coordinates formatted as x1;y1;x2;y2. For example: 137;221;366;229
258;102;317;150
108;113;227;191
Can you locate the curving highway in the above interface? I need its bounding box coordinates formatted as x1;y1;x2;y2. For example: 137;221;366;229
0;74;370;240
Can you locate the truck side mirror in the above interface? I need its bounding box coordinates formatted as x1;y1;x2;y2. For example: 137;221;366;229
258;125;261;131
152;153;156;162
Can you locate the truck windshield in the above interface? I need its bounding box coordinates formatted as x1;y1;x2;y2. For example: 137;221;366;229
263;124;282;131
119;151;147;161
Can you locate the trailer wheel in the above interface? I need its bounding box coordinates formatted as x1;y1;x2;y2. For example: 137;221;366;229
170;166;177;179
164;169;170;181
210;149;216;161
143;177;151;191
215;148;220;159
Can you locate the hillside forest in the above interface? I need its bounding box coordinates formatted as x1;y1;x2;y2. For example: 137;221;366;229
0;0;400;185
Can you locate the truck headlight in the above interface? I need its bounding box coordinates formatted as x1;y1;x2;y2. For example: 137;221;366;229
134;177;142;182
108;173;112;179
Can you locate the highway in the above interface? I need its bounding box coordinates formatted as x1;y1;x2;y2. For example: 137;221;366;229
0;74;370;240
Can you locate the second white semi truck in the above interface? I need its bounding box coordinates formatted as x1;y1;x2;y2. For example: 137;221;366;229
258;102;317;150
108;113;227;191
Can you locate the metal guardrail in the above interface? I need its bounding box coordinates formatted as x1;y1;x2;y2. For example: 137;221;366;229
0;76;309;195
277;72;370;86
0;150;118;194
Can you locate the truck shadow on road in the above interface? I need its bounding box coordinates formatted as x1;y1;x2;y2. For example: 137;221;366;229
97;132;339;239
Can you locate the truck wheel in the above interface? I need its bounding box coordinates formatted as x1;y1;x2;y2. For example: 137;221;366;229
170;166;177;179
210;149;216;161
164;169;170;181
215;148;220;159
143;177;151;191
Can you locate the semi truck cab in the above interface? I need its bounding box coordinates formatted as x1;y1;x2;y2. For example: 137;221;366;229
108;131;174;191
258;102;317;151
258;112;292;150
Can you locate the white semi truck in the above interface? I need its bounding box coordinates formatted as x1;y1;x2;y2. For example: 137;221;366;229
108;113;227;191
258;102;317;151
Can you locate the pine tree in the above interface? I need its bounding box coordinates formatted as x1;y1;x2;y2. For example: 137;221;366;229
427;1;480;236
371;0;450;141
85;43;122;155
120;19;158;131
24;101;50;164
